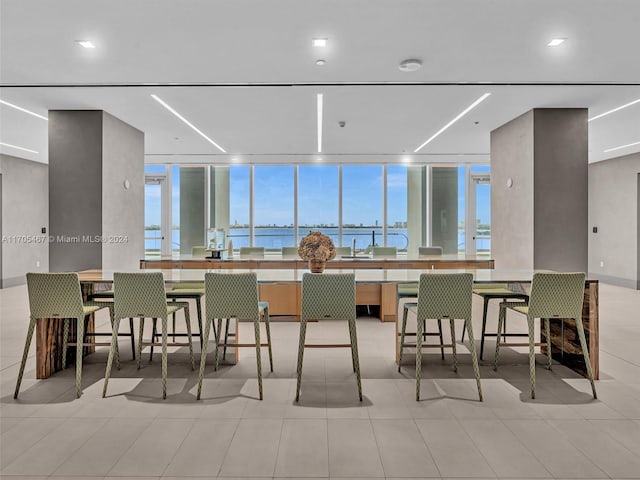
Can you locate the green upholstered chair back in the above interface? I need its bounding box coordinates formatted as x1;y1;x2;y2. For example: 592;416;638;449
113;272;168;320
192;246;208;258
371;246;397;257
335;246;351;256
239;246;265;257
419;246;443;255
416;273;473;321
527;272;586;320
26;272;85;320
281;246;299;257
204;272;260;321
301;273;356;321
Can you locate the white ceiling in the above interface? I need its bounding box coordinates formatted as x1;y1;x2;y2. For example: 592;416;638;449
1;0;639;165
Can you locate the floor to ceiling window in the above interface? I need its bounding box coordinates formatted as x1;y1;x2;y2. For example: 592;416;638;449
254;165;295;249
342;165;383;252
228;165;251;248
298;165;339;245
386;165;408;251
147;162;489;256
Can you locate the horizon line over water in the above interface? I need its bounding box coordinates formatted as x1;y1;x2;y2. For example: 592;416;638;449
144;227;490;252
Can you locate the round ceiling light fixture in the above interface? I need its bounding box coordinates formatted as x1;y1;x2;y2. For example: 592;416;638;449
316;59;326;66
398;58;422;72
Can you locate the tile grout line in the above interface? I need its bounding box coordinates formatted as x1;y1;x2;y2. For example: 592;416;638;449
158;416;198;478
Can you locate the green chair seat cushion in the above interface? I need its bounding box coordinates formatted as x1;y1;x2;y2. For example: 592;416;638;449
397;283;419;298
82;304;104;315
511;305;529;315
166;302;189;315
473;287;527;297
170;283;204;290
91;290;114;299
166;289;205;297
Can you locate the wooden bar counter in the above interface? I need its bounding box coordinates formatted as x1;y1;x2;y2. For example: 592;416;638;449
140;254;493;321
140;253;495;271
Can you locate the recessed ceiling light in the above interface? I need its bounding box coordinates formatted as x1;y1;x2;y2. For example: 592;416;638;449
0;99;48;120
150;94;226;153
313;38;327;47
76;40;96;49
399;59;422;72
0;141;38;154
414;93;491;153
401;157;412;164
317;93;323;153
547;38;567;47
589;98;640;122
316;59;326;66
604;140;640;153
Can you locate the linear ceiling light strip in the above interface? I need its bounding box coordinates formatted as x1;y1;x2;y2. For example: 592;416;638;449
414;93;491;153
317;93;323;153
0;141;39;153
150;94;226;153
0;99;48;120
589;98;640;122
604;140;640;153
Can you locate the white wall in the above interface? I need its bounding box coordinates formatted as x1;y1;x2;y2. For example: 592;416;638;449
490;111;535;270
102;112;144;271
589;152;640;288
0;154;48;287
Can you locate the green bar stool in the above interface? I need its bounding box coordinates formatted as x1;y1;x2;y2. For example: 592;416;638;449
296;273;362;402
239;246;265;257
91;283;204;350
494;272;597;400
418;246;443;255
281;246;299;257
335;246;352;256
89;288;136;359
166;283;204;347
103;272;194;399
397;283;445;360
371;246;397;257
191;246;208;258
197;272;273;400
398;273;482;401
15;272;116;399
460;283;529;359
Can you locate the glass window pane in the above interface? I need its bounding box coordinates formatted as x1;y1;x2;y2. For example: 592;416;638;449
472;165;491;256
229;165;250;249
457;165;466;254
254;165;295;250
386;165;408;251
144;165;165;257
298;165;339;245
172;165;180;255
343;165;383;252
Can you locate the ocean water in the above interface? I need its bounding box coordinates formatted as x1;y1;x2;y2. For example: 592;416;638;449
145;227;490;253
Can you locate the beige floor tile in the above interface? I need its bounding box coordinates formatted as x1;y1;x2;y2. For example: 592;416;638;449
218;418;282;477
274;418;329;478
328;418;384;478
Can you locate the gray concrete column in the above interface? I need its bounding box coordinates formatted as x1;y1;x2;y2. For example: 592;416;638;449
431;167;459;254
491;108;588;271
180;167;206;254
48;110;144;272
211;166;230;231
407;166;425;256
